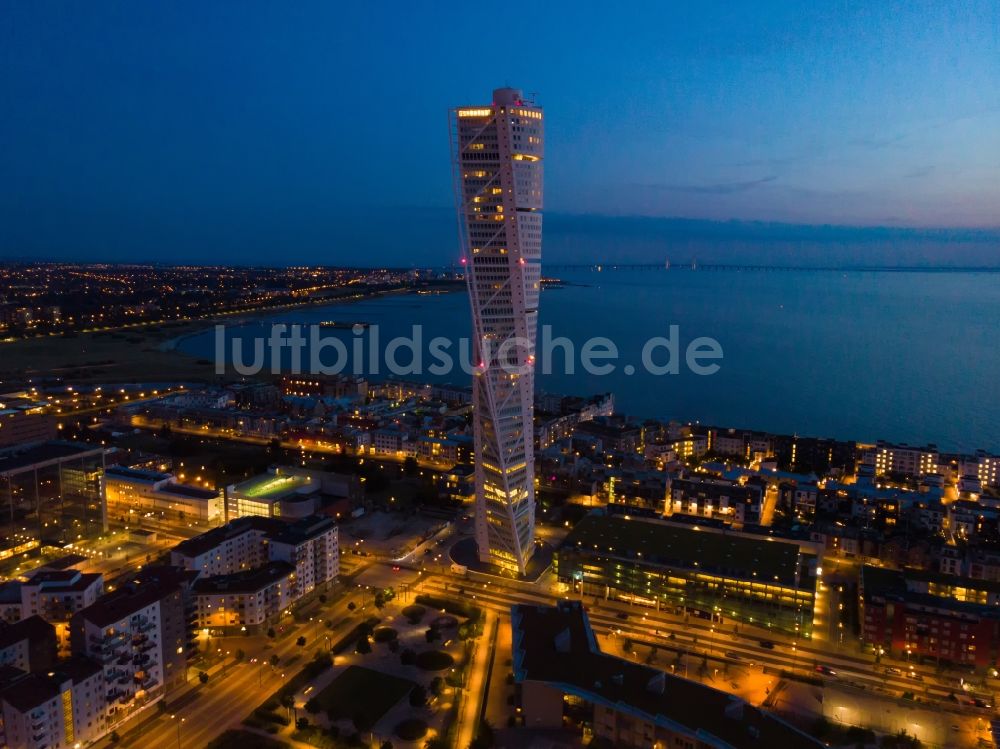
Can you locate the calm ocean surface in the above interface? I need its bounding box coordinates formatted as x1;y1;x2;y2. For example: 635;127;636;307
179;270;1000;453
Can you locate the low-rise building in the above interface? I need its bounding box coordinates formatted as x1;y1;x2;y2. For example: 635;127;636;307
666;476;765;525
556;514;818;637
104;465;222;522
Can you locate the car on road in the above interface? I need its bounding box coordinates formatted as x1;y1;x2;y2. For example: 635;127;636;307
758;640;775;649
885;667;902;676
615;612;629;621
905;671;924;682
815;665;837;677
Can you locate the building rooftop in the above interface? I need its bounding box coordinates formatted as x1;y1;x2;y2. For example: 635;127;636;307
75;578;179;629
512;602;823;749
0;657;103;713
24;568;103;593
172;513;334;559
561;514;812;588
158;482;219;500
193;561;294;595
232;472;314;499
172;515;279;558
0;615;54;650
862;565;1000;612
104;465;171;483
0;440;104;476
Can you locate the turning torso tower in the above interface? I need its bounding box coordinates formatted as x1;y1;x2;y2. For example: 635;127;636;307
450;87;543;575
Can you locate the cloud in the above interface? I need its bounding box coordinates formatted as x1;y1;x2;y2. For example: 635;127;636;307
638;175;779;195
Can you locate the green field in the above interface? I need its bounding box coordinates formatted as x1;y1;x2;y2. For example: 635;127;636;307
313;666;416;727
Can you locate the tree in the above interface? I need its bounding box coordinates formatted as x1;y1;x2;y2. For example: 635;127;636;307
234;649;245;663
198;671;209;684
305;697;320;714
269;654;280;667
403;456;418;476
400;648;416;666
430;676;445;696
318;594;327;604
374;587;395;609
279;693;295;720
357;636;372;654
297;717;310;730
425;628;440;644
267;627;276;639
409;685;428;707
348;601;357;612
380;742;394;749
424;739;448;749
297;636;307;647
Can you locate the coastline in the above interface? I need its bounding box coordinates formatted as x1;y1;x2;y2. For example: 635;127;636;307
158;282;465;352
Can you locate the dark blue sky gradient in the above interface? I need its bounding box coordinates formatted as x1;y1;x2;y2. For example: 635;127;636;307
1;1;998;265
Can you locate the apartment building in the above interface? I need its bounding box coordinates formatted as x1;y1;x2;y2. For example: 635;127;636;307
666;476;765;525
19;569;104;653
172;514;338;632
0;658;106;749
70;576;188;721
0;616;56;673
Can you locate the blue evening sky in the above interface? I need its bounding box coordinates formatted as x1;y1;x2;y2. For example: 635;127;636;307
1;1;998;265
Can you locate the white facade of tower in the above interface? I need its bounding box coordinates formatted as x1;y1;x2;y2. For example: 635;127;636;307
450;87;543;575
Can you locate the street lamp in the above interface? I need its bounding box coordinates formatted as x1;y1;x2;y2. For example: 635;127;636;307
170;715;185;749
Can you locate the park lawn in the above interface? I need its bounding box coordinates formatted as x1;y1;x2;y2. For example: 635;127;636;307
315;665;416;725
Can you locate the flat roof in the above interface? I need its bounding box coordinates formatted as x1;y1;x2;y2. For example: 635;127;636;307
232;472;313;499
172;514;334;559
512;602;823;749
0;441;104;476
560;514;810;587
0;657;103;712
105;465;171;483
158;482;219;500
76;579;179;629
193;561;294;594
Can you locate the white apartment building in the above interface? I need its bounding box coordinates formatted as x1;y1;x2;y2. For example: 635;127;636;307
873;441;939;478
0;659;106;749
192;561;296;629
19;569;104;653
451;87;544;575
70;580;188;726
172;515;338;632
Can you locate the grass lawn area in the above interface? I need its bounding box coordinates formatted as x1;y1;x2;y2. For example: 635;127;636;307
315;665;416;726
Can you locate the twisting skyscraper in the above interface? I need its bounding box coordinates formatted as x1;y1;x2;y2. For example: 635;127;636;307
450;87;543;575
